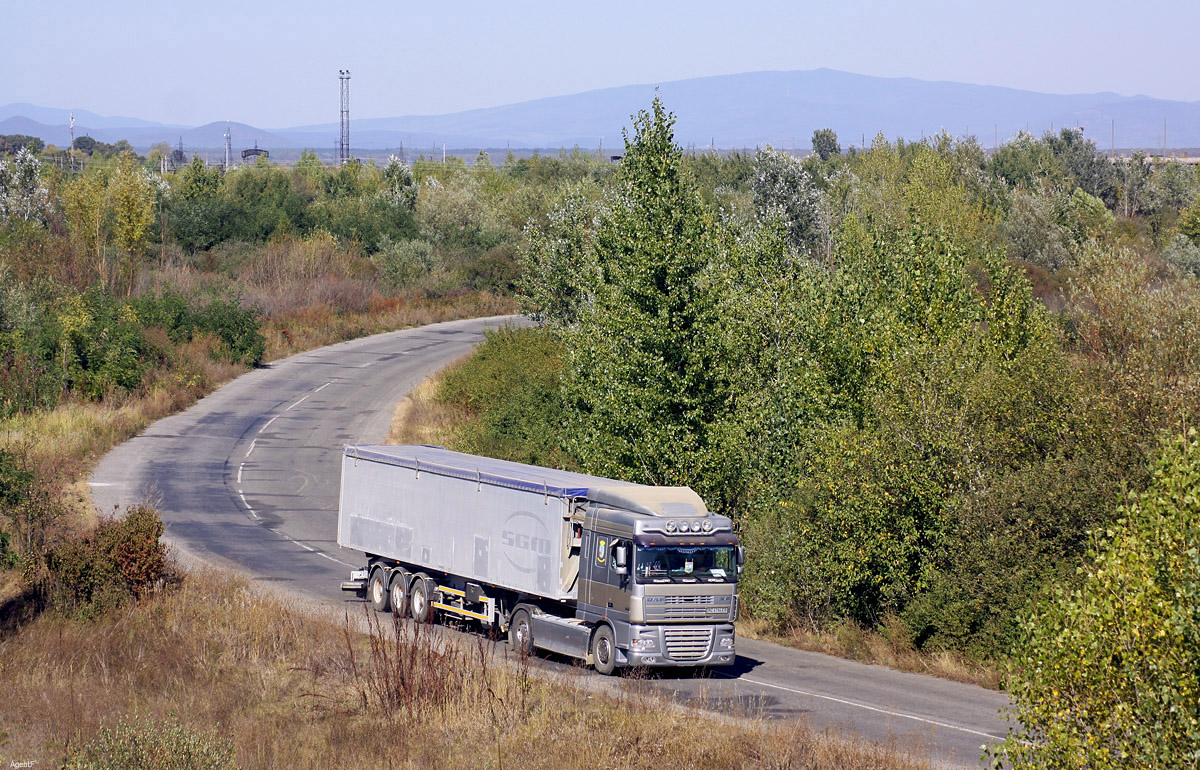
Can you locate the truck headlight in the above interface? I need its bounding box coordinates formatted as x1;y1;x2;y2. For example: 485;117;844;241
719;637;734;649
630;637;657;651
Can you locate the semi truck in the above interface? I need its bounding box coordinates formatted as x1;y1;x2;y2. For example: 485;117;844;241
337;444;743;674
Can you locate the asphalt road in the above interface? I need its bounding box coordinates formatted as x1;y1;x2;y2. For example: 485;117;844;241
90;315;1012;768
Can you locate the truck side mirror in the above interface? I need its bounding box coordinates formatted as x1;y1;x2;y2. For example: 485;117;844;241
613;545;628;574
736;545;745;574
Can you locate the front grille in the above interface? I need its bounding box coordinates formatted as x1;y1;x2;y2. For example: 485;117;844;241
664;627;714;661
645;595;730;622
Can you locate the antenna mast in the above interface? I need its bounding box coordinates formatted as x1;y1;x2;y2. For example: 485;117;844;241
69;113;76;171
339;69;351;164
224;124;232;171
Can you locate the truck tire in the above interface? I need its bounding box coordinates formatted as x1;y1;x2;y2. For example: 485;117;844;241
389;574;408;617
408;576;435;623
368;568;390;613
591;625;617;676
508;609;534;656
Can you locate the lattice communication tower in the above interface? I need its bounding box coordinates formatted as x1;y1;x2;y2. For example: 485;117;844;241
339;70;351;164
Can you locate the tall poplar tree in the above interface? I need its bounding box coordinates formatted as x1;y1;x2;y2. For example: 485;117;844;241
562;98;724;492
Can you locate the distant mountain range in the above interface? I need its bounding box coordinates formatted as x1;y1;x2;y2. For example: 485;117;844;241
3;69;1198;153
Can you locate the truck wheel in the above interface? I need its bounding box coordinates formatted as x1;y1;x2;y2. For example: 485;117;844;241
408;576;434;623
368;568;390;613
591;625;617;676
508;609;534;656
389;574;408;617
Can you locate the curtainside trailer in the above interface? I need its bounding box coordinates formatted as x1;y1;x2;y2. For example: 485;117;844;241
338;445;743;674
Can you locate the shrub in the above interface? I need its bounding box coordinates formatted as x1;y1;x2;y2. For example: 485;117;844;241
371;236;434;289
63;717;236;770
0;448;33;566
436;326;568;468
193;295;264;366
1163;232;1200;277
41;505;169;618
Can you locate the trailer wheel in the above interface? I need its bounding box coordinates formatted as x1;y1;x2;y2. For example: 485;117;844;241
389;574;408;618
368;568;390;613
508;609;534;656
591;625;617;676
408;576;435;623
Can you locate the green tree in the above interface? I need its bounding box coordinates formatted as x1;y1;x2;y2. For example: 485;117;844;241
108;153;164;293
60;166;112;282
811;128;841;161
750;146;829;256
73;136;98;155
169;155;232;253
990;131;1068;191
998;430;1200;770
518;185;603;328
1179;198;1200;247
561;97;724;491
1042;127;1115;204
0;147;51;224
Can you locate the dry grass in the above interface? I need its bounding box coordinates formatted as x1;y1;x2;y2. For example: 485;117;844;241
386;368;469;447
0;568;931;769
737;616;1003;691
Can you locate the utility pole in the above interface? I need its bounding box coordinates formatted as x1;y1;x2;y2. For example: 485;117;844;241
224;124;232;171
69;113;75;171
339;69;351;165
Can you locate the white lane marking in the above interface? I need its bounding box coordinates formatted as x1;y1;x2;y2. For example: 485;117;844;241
318;551;357;566
238;463;244;484
714;673;1004;740
244;439;257;458
286;395;309;411
87;482;119;487
259;416;278;433
357;361;374;368
270;528;357;567
314;382;331;393
237;490;259;520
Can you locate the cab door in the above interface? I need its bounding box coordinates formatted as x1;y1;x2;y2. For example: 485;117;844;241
579;526;630;620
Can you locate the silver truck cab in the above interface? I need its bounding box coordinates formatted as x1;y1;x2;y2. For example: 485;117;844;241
575;487;741;668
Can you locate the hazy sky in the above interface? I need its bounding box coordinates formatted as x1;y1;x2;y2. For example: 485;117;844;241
4;0;1197;127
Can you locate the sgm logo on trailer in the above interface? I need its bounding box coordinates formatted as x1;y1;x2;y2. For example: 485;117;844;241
501;511;552;574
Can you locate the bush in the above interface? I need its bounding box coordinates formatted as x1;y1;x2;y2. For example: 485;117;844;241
371;236;434;289
41;505;169;618
436;326;569;468
0;448;33;566
1163;232;1200;277
193;296;264;366
64;717;236;770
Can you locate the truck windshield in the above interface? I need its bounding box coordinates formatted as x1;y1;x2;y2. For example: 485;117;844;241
635;545;737;583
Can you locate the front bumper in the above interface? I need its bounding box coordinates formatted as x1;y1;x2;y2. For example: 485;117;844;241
621;623;736;667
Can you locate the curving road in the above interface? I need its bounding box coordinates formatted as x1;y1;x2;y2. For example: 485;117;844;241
90;315;1011;768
